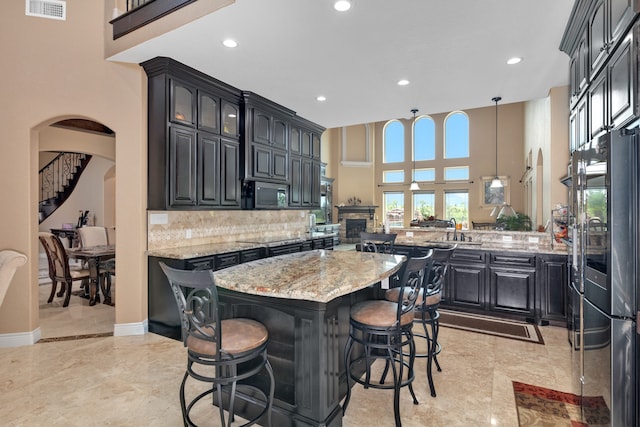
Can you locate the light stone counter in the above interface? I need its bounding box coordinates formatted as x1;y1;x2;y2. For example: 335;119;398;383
213;249;405;303
394;228;568;255
146;241;263;259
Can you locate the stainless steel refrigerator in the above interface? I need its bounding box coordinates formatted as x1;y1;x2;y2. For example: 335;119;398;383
569;130;638;426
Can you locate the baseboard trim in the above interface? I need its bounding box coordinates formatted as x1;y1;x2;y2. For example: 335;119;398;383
0;327;42;348
114;319;148;336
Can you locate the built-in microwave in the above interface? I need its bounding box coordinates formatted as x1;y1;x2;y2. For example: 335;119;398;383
242;181;288;209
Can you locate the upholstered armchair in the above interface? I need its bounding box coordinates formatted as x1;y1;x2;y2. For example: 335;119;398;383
0;250;27;307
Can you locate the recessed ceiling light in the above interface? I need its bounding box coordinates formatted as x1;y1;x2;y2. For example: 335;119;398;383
316;95;327;102
397;79;410;86
334;1;352;12
222;39;238;48
507;57;522;65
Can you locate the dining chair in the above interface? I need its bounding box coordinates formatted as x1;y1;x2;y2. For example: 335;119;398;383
343;252;433;427
38;232;90;307
159;262;275;427
77;226;115;297
0;250;27;307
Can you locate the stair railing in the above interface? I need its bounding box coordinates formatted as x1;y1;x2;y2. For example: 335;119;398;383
39;152;92;222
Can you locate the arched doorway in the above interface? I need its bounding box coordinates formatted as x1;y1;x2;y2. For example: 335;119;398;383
36;117;116;339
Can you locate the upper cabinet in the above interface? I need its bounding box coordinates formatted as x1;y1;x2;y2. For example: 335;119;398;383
241;93;293;184
589;0;636;77
142;57;242;210
143;58;325;210
561;0;639;151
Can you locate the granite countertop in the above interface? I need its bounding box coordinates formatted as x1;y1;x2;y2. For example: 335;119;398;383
214;250;405;303
394;236;567;255
147;232;338;259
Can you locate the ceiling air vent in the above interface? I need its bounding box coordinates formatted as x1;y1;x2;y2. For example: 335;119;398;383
26;0;66;21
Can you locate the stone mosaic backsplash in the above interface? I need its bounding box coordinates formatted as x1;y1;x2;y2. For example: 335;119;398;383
147;210;310;250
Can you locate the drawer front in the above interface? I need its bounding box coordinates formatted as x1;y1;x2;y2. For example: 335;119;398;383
451;249;486;264
215;252;240;270
240;248;264;263
323;237;334;249
186;257;215;271
490;252;536;267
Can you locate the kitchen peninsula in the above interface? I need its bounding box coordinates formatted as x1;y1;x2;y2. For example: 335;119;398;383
392;227;568;326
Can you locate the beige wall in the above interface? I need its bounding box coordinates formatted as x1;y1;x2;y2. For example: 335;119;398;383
524;87;570;229
324;102;539;228
0;1;146;342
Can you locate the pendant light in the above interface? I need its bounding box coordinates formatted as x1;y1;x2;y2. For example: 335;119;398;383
409;108;420;191
490;96;503;189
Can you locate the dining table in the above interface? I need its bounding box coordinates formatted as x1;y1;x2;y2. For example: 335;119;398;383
212;249;405;427
66;245;115;306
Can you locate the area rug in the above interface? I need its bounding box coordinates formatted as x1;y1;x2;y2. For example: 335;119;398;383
513;381;610;426
438;309;544;344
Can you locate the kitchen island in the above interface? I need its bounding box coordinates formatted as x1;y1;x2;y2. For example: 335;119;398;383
212;249;404;427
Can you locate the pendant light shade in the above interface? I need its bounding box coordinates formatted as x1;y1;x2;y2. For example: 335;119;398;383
491;96;503;188
409;108;420;191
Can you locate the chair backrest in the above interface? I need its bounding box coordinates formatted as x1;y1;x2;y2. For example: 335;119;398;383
395;252;433;318
432;244;456;265
77;226;109;248
360;232;397;254
38;232;72;281
0;250;27;307
159;262;222;350
423;262;449;307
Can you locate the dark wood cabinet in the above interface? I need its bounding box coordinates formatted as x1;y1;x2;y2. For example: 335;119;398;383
488;266;536;319
446;250;487;310
168;125;197;207
487;252;536;320
436;248;567;325
143;58;324;211
569;27;589;108
589;29;637;139
242;92;294;184
289;155;302;207
562;0;639;152
143;57;242;210
538;254;568;326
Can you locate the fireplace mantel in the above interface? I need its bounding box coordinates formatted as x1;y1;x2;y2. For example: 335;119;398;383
336;205;378;221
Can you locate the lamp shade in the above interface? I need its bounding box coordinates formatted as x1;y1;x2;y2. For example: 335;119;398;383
409;181;420;191
490;177;503;188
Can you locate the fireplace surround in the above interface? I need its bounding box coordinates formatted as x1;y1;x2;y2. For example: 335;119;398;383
336;205;378;243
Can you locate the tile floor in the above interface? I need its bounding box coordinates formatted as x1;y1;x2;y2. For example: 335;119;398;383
2;277;573;426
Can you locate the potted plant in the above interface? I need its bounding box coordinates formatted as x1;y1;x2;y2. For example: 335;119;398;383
496;212;532;231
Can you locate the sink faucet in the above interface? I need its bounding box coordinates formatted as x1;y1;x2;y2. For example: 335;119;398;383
450;218;458;241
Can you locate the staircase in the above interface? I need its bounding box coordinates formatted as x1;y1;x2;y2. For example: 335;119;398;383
39;152;92;223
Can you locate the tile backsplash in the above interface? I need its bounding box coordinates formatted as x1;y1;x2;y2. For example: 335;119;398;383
148;210;310;250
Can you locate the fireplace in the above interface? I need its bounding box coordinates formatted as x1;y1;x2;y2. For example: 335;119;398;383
346;219;366;240
336;205;378;244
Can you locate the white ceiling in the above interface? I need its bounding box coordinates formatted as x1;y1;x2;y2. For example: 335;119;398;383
109;0;575;129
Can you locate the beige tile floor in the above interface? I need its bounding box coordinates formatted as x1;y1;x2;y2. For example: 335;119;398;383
3;281;573;427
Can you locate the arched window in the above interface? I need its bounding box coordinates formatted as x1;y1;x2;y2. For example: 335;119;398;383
444;112;469;159
383;120;404;163
414;116;435;161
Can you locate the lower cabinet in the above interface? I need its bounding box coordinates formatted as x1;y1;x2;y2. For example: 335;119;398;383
149;239;335;339
149;250;247;339
488;266;536;320
439;248;567;324
446;251;487;310
538;254;568;326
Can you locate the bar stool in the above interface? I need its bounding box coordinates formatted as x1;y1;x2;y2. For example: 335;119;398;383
384;245;454;397
343;253;432;427
360;231;397;254
159;263;275;427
